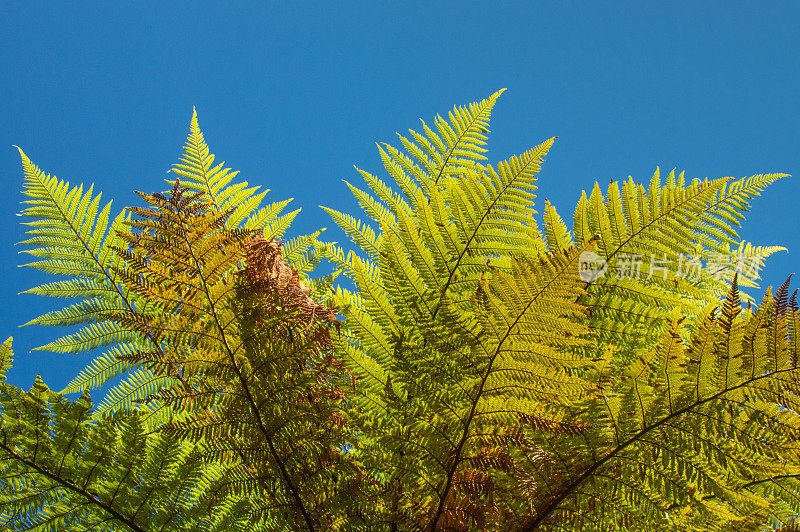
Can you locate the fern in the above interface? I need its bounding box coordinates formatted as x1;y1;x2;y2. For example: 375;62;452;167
168;107;300;233
0;341;257;532
517;277;800;530
16;110;310;412
324;90;594;528
16;148;145;393
540;167;788;363
325;91;793;529
9;91;798;531
102;184;358;530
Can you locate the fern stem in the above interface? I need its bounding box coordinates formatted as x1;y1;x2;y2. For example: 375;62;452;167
740;472;800;490
181;227;317;532
431;152;540;320
429;250;578;530
0;441;149;532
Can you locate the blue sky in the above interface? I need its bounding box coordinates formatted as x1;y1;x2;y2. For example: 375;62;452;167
1;2;798;390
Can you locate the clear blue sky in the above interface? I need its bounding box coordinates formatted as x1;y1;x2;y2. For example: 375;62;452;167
1;2;798;390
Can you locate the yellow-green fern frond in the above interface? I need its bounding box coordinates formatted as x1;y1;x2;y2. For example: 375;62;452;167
168;108;299;232
17;120;310;406
325;93;596;528
0;366;256;531
569;167;786;360
0;338;12;383
404;88;503;187
326;92;791;529
34;321;138;354
16;149;159;401
518;278;800;531
61;342;143;394
542;199;573;253
107;183;355;529
95;366;177;415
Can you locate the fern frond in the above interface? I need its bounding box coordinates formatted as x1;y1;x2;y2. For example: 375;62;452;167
60;342;143;394
569;167;787;360
0;337;12;383
15;149;160;402
327;92;791;529
95;367;177;415
519;279;800;531
0;368;257;531
18;149;122;287
321;206;382;261
326;93;594;528
542;199;572;253
108;184;356;529
24;297;130;328
34;320;138;354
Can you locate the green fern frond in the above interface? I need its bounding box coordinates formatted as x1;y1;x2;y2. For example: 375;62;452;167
11;92;794;531
20;277;119;298
701;172;787;246
321;206;382;261
281;229;325;272
106;184;354;529
519;278;800;531
420;88;503;183
94;367;177;415
325;91;608;528
567;167;787;360
0;368;257;531
0;337;12;383
251;199;297;232
542;199;573;253
23;297;129;327
33;320;139;354
17;118;313;409
18;149;120;285
326;92;791;529
16;148;155;400
61;342;143;394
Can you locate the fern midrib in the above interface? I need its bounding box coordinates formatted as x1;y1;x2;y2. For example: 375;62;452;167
185;132;222;212
432;101;492;185
431;151;543;320
693;314;716;402
56;403;89;477
740;472;800;490
0;439;149;532
520;365;799;531
181;228;317;532
603;179;724;264
130;445;172;525
428;253;579;530
720;285;740;391
108;438;142;507
32;170;138;317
